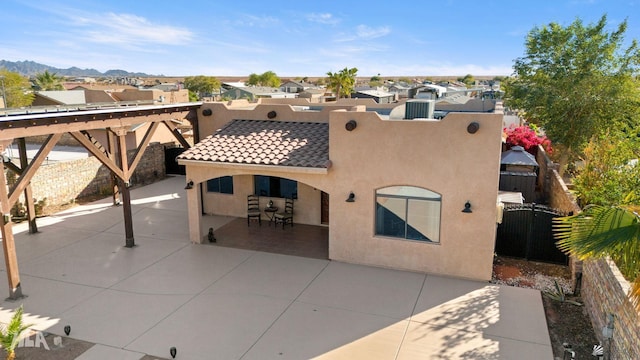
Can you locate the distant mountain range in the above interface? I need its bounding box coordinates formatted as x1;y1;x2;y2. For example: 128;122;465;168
0;60;151;77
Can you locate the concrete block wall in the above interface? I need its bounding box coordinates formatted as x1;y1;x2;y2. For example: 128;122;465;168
582;258;640;360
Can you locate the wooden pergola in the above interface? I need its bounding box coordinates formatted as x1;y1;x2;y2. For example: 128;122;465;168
0;103;200;299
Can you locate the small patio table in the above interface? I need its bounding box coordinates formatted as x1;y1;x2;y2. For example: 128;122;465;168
264;206;278;226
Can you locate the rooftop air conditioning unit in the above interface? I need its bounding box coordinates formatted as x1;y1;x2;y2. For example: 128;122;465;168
405;99;435;119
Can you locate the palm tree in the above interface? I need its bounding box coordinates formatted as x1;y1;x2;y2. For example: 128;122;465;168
326;67;358;99
0;305;33;360
326;71;342;99
554;205;640;311
34;70;64;91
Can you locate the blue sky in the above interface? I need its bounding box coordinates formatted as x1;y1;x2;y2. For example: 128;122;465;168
1;0;638;77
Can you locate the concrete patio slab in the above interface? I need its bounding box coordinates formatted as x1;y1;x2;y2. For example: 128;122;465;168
47;202;133;233
112;245;253;295
104;207;190;242
242;301;408;360
204;252;329;300
20;233;185;288
397;320;553;360
46;289;192;348
0;274;102;330
0;226;97;267
75;344;145;360
0;176;553;359
125;292;292;360
298;261;426;319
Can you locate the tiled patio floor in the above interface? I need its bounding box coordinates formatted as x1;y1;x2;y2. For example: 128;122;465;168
210;218;329;259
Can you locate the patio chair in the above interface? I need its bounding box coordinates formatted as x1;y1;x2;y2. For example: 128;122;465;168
247;195;261;226
273;198;294;229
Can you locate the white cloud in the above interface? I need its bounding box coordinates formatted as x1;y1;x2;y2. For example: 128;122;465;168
77;12;194;46
306;13;339;25
356;25;391;39
334;24;391;42
234;14;280;27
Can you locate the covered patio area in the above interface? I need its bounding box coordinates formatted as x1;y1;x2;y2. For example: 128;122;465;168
204;217;329;260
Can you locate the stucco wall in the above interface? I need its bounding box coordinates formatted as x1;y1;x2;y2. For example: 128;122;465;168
184;101;503;280
327;109;502;280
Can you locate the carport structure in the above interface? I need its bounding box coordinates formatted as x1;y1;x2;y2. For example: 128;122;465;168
0;103;199;299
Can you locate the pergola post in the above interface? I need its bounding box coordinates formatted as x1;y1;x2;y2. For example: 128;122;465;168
107;130;120;206
115;128;135;248
0;140;23;300
17;138;37;233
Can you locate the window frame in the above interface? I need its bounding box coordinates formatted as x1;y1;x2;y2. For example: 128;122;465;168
206;176;234;194
253;175;298;199
375;186;441;243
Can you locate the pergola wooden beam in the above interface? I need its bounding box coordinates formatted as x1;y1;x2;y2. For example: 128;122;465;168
69;131;125;181
127;122;159;180
2;159;21;175
162;119;191;149
8;134;62;206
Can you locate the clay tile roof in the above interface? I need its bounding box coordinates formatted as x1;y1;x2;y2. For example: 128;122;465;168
178;120;329;168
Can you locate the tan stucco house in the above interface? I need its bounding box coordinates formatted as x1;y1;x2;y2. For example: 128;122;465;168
178;99;503;281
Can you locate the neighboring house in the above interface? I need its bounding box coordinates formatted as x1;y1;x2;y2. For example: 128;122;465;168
112;88;189;104
387;84;411;98
150;82;180;92
351;89;396;104
220;86;296;101
409;84;447;99
297;88;325;102
280;80;316;93
35;88;189;106
64;84;137;91
32;90;87;106
177;99;504;281
221;82;248;90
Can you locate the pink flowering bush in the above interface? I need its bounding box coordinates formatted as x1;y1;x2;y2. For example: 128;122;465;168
504;125;553;155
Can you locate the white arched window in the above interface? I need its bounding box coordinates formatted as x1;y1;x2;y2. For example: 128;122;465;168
375;186;441;242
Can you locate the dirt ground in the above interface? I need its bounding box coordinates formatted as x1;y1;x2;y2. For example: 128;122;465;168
492;256;599;359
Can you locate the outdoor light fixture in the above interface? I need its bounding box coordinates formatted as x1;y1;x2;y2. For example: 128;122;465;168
462;201;472;213
202;108;213;116
346;192;355;202
184;180;194;190
170;346;177;358
345;119;357;131
467;122;480;134
602;313;615;339
64;325;71;336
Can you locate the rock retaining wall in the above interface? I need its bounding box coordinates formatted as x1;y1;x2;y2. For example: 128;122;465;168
582;258;640;360
8;142;166;212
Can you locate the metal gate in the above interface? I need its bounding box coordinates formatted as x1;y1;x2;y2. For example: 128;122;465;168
165;147;186;175
495;203;570;264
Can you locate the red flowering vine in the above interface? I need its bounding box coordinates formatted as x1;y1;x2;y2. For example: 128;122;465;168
504;125;553;155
